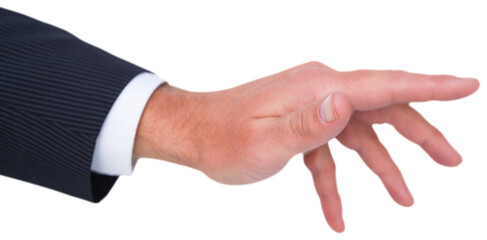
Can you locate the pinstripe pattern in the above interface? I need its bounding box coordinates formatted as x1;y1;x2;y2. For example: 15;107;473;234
0;8;146;202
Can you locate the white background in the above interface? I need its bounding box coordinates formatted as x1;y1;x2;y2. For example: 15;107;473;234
1;1;486;239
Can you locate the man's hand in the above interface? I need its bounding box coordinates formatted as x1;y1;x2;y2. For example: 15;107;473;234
133;62;479;232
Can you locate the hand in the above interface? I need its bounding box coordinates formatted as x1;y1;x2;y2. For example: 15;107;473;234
133;62;479;232
303;68;479;232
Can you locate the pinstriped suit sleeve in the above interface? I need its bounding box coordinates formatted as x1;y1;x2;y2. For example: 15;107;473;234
0;8;148;202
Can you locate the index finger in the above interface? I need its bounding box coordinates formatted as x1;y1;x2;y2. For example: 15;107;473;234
337;70;479;111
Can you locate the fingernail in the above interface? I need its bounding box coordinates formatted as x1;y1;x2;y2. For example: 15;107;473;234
320;93;337;123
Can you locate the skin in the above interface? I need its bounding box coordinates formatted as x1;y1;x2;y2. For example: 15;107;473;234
132;61;480;232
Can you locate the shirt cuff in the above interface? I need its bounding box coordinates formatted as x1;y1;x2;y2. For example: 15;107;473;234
91;72;166;176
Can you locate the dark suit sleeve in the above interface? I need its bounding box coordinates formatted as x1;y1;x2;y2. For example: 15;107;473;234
0;8;147;202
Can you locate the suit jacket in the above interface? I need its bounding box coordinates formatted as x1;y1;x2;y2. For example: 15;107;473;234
0;8;146;202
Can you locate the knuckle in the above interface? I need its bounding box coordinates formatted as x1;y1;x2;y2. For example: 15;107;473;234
418;128;443;150
356;70;404;104
370;161;390;178
295;66;327;78
289;110;313;139
321;163;336;177
428;127;444;140
375;168;388;179
304;61;326;68
383;70;404;93
384;70;407;80
385;70;402;83
301;61;334;72
290;68;332;90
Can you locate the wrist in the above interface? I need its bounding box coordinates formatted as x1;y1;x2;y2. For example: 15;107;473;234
133;84;205;169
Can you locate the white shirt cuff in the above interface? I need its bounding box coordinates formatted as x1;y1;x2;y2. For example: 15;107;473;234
91;72;166;176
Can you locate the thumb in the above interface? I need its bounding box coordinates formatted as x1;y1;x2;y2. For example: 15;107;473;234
264;92;353;157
